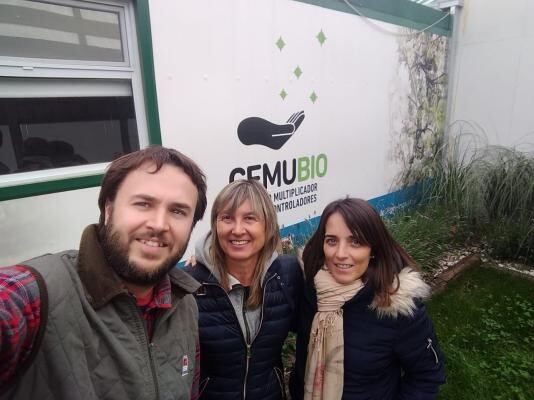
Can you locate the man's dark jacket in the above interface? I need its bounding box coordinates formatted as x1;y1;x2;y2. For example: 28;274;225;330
2;225;200;400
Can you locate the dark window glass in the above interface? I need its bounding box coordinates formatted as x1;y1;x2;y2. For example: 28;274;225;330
0;1;124;63
0;96;139;175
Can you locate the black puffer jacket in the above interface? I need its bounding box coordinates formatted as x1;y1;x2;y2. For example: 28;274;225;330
185;255;303;400
290;268;445;400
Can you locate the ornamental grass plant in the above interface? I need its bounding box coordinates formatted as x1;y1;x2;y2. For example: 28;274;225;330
385;205;469;273
406;130;534;264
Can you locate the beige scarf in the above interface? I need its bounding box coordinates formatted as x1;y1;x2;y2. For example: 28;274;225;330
303;268;364;400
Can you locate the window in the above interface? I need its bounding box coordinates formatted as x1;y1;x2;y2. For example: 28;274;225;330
0;0;126;63
0;0;152;191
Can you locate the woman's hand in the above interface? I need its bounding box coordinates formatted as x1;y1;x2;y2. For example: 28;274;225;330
184;255;197;267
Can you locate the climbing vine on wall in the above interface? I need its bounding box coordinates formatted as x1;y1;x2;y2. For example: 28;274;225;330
392;31;448;187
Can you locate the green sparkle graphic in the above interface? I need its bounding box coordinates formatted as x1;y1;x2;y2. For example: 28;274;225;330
316;30;327;46
275;36;285;51
294;66;303;79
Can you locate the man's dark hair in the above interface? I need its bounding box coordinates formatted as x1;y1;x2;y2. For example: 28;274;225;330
98;146;207;227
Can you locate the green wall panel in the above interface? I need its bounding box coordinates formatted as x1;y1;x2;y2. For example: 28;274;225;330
134;0;162;145
0;175;103;201
294;0;451;36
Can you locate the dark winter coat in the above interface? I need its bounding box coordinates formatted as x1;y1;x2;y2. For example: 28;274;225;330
290;268;445;400
2;225;200;400
185;254;303;400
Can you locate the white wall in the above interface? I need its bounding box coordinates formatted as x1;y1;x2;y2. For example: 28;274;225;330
0;0;448;265
0;187;100;265
149;0;446;256
448;0;534;150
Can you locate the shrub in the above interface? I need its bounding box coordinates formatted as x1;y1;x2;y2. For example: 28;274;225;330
386;205;468;273
402;129;534;264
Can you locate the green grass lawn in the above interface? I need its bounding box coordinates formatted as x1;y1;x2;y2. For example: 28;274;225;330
427;266;534;400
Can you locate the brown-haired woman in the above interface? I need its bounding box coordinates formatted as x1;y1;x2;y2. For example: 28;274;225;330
289;198;445;400
185;179;303;400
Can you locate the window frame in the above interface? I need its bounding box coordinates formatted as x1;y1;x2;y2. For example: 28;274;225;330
0;0;161;201
0;0;131;67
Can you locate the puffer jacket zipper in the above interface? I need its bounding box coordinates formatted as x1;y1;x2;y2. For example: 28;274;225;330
201;282;248;397
242;297;252;400
427;338;439;364
242;274;276;399
203;273;277;400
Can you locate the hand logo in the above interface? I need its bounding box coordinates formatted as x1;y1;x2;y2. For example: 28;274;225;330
237;111;305;150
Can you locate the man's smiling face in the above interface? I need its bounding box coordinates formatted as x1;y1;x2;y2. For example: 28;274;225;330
102;161;198;286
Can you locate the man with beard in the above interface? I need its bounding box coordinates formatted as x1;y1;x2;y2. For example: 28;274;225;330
0;146;207;400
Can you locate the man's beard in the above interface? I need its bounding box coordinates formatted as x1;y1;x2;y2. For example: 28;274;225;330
98;220;189;287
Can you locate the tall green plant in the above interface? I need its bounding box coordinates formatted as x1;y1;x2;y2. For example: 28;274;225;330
480;150;534;261
403;129;534;263
387;205;468;273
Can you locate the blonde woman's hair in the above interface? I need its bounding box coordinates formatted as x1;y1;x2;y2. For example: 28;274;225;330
209;179;280;309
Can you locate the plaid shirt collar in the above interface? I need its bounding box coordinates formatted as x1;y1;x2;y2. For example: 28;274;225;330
140;274;172;310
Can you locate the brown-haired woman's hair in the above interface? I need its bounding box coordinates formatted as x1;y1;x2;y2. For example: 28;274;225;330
98;146;207;227
209;179;280;309
302;198;418;307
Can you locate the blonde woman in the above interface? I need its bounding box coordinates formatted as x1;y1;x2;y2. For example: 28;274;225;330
185;179;303;400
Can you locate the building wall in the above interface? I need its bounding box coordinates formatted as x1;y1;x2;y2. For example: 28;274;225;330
148;0;448;254
0;188;100;265
0;0;448;265
448;0;534;150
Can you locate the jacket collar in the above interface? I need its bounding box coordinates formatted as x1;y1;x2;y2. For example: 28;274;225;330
77;224;200;309
370;267;430;318
305;267;430;318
